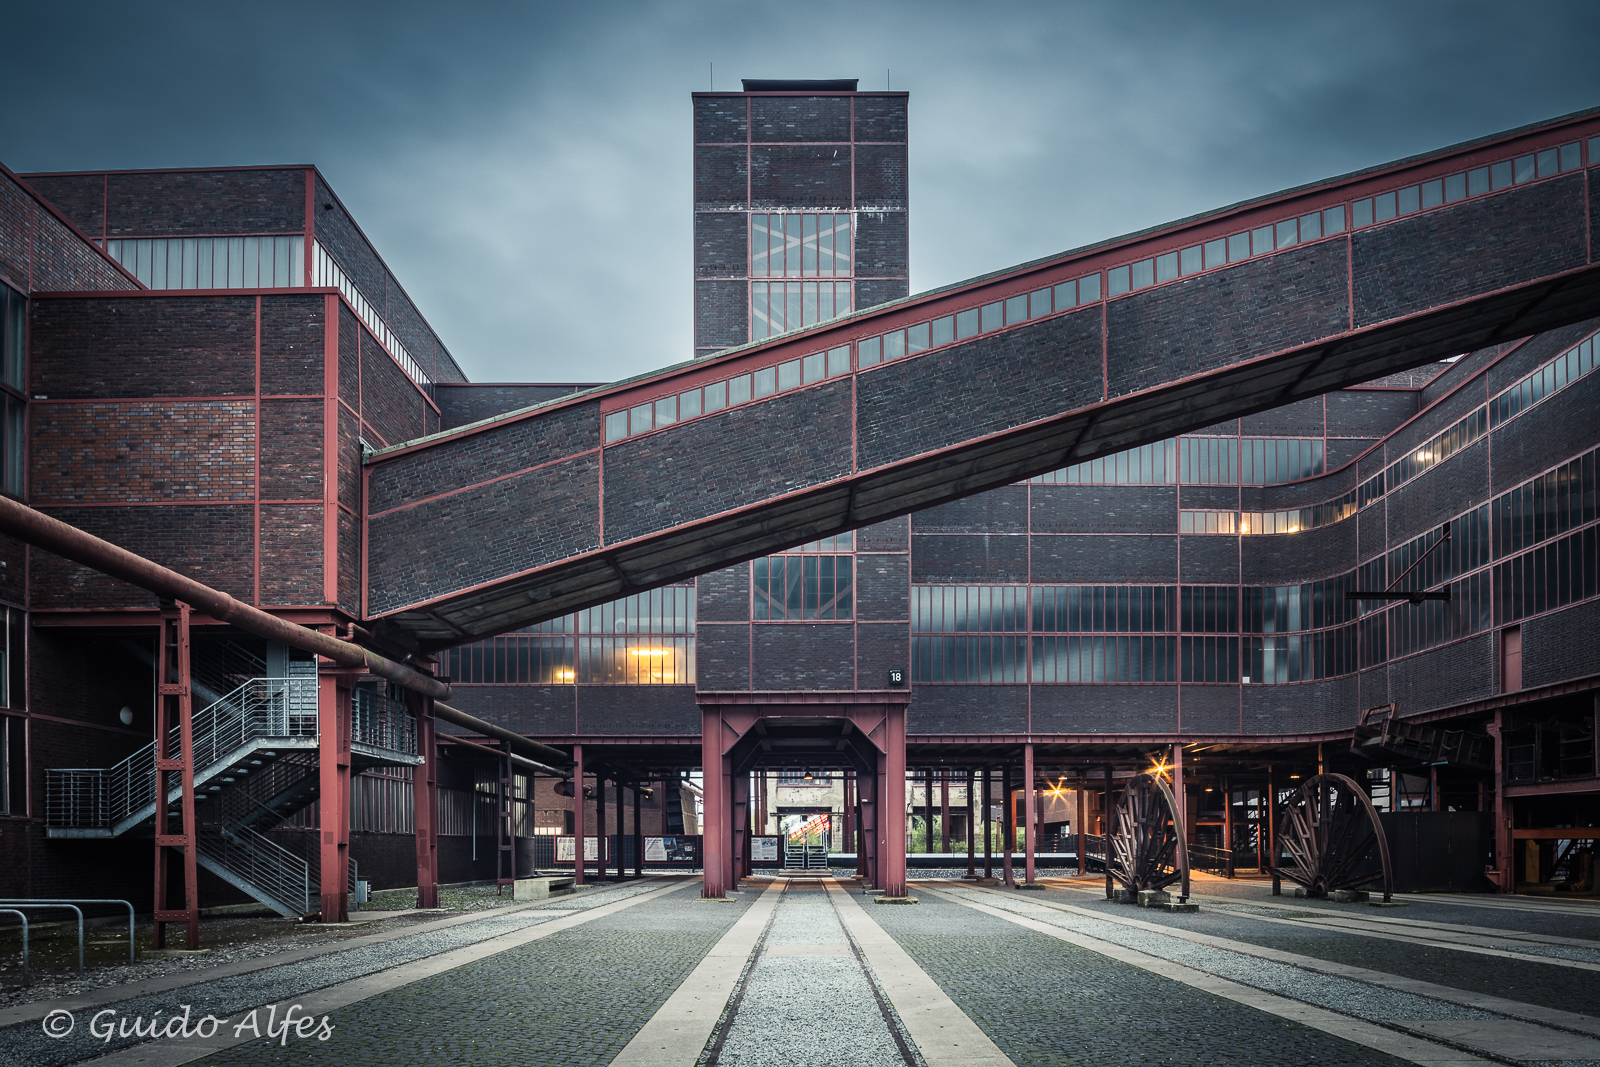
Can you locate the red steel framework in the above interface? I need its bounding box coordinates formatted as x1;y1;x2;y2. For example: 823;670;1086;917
152;602;199;949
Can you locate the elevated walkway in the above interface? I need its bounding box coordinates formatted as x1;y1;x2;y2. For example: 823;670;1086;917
363;106;1600;648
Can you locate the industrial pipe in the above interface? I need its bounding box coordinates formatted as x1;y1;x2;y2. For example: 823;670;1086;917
438;734;568;778
432;702;571;766
0;495;449;700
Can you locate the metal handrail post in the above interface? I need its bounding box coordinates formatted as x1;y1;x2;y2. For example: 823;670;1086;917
0;899;136;964
0;909;28;985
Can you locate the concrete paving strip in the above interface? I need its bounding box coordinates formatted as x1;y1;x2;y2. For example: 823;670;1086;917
1194;893;1600;948
925;885;1495;1067
825;880;1015;1067
608;879;784;1067
56;878;696;1067
967;885;1600;1038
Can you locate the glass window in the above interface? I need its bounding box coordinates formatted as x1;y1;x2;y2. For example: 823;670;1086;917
802;352;824;383
785;283;801;332
1397;186;1420;215
1130;259;1154;289
981;302;1003;331
1053;280;1076;310
1;287;22;391
1421;179;1443;209
1351;199;1373;227
1155;252;1178;282
802;283;817;326
1204;239;1227;269
834;281;852;316
1030;287;1051;318
729;374;752;404
1107;265;1130;296
827;345;851;376
1227;232;1250;261
1374;192;1396;221
751;215;769;276
1275;219;1297;248
955;308;979;340
604;411;628;442
883;329;906;361
802;214;818;275
629;403;652;434
680;388;703;419
1536;148;1557;178
818;213;835;276
859;336;882;366
1444;173;1466;202
1323;206;1346;234
654;395;677;426
778;360;801;391
1005;294;1027;324
907;322;930;353
1490;160;1513;189
834;214;852;274
1077;273;1101;302
1251;226;1273;255
1559;142;1581;172
1468;167;1490;196
704;380;727;411
1513;154;1535;183
1179;245;1202;275
1298;213;1321;241
818;283;834;323
931;316;954;347
784;215;802;277
754;366;776;397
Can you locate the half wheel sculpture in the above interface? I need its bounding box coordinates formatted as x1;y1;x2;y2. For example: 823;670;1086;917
1108;772;1189;895
1272;772;1393;903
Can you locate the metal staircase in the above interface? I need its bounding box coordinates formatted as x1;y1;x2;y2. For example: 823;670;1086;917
46;665;414;918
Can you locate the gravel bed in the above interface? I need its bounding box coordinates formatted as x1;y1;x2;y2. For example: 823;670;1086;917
943;887;1496;1023
0;879;674;1067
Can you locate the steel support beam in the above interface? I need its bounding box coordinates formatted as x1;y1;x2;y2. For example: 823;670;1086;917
153;603;198;949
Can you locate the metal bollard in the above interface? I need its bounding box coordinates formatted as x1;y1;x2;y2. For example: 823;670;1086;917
0;899;136;965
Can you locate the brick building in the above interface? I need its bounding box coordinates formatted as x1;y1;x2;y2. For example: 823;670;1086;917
0;93;1596;919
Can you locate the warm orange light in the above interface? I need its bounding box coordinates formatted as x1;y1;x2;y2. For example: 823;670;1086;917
555;670;575;681
629;648;672;657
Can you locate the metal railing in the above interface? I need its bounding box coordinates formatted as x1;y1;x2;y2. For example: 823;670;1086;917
196;827;312;918
46;677;318;830
0;909;28;986
0;899;135;965
352;687;416;755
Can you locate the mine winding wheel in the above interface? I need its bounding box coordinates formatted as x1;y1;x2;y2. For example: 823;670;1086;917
1108;772;1189;896
1272;772;1393;903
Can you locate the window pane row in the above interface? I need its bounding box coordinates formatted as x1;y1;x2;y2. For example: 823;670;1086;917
1031;585;1175;634
1033;440;1177;485
107;235;306;292
752;281;853;340
575;587;695;634
1240;438;1323;484
1387;407;1487;491
859;273;1102;369
1385;504;1491;593
1181;637;1240;683
750;213;851;278
912;585;1027;633
311;242;431;388
1;285;24;393
1351;141;1584;231
1244;573;1359;634
1180;510;1239;534
1386;572;1492;662
1490;333;1598;429
1109;209;1347;298
606;342;852;441
1493;523;1600;627
446;635;695;685
1245;625;1358;684
913;635;1028;683
1493;447;1599;559
754;555;854;621
1032;636;1176;683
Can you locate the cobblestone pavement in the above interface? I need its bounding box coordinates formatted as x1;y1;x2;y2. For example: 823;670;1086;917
871;887;1415;1067
711;882;918;1067
1039;877;1600;1017
207;881;755;1067
3;878;682;1067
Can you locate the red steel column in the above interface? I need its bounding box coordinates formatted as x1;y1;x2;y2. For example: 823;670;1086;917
732;772;750;881
701;707;725;898
572;745;585;886
1024;742;1037;885
965;769;976;878
1491;711;1511;893
317;665;353;923
1173;743;1190;901
408;685;439;908
940;772;950;854
153;603;199;949
882;703;908;898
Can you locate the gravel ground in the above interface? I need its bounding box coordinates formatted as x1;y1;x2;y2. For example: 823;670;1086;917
1;879;676;1067
714;883;917;1067
870;889;1414;1067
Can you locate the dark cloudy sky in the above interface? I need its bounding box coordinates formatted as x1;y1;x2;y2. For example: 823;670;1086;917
3;1;1597;383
